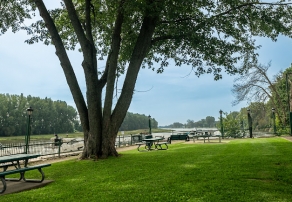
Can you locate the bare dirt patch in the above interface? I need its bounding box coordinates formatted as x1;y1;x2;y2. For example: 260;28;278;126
35;145;138;164
282;136;292;142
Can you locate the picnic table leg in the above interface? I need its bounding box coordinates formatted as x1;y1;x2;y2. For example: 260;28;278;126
0;177;6;194
3;160;23;181
164;143;168;150
145;142;151;151
155;144;160;150
23;168;45;182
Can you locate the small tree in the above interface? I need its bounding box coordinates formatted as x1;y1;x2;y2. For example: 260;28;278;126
218;111;242;138
232;62;287;125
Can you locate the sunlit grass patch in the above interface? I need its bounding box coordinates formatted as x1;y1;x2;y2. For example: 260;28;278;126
2;138;292;202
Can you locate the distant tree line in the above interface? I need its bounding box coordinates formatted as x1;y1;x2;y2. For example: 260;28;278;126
0;93;158;136
119;112;158;131
0;93;80;137
162;116;216;128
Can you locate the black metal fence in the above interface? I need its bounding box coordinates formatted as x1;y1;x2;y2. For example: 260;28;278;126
115;134;144;147
0;134;147;157
0;140;81;157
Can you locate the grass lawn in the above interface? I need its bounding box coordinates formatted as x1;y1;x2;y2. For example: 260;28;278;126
2;137;292;201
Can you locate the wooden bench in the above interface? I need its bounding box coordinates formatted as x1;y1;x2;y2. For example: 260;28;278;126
155;142;168;150
0;163;51;194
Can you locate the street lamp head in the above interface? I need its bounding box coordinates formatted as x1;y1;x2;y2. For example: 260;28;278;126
219;110;223;115
247;109;250;113
148;115;151;119
272;108;275;113
27;106;33;115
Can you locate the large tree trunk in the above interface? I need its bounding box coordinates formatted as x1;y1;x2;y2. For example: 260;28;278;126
34;0;162;159
99;2;161;158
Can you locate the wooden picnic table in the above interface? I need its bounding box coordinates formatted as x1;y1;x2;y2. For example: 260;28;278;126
0;153;51;194
143;138;162;150
136;137;168;151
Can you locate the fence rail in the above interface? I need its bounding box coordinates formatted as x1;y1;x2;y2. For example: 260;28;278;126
0;134;146;157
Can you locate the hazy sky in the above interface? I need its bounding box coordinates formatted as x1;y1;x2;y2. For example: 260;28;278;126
1;3;292;126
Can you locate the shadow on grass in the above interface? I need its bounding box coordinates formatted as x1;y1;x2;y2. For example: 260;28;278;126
2;137;292;202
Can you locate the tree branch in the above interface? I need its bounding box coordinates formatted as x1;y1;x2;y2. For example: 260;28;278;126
103;0;124;120
152;2;292;45
85;0;94;44
33;0;88;130
112;2;162;129
63;0;89;49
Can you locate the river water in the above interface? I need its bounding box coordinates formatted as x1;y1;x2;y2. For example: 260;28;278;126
115;127;220;143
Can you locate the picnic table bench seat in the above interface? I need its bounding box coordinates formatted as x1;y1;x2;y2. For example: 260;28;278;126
0;163;51;194
0;163;51;181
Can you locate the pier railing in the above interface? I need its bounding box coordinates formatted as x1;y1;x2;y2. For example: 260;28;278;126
0;134;147;157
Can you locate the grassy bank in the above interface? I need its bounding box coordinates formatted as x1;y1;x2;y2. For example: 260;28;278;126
2;137;292;201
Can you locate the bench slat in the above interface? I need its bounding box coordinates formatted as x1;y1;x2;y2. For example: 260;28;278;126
0;163;51;194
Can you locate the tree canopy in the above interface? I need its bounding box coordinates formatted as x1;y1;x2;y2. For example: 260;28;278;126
1;0;292;159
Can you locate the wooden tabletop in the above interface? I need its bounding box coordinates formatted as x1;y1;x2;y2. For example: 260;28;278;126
0;154;40;164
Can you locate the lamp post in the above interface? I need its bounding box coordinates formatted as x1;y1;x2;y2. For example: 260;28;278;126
148;115;152;135
219;110;224;139
247;109;253;138
6;112;9;129
41;118;44;133
25;106;33;154
272;108;277;135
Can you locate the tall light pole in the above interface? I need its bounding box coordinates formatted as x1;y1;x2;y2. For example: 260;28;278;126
247;109;253;138
219;110;224;139
148;115;152;135
25;106;33;154
272;108;277;135
41;118;44;133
